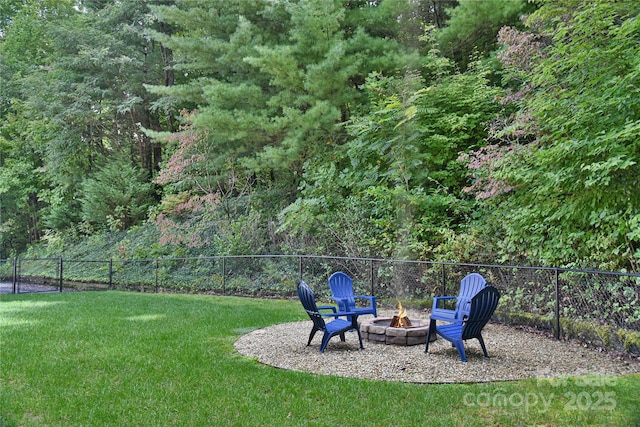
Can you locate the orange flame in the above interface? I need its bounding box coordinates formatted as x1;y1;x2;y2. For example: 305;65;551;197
395;301;411;327
397;300;407;318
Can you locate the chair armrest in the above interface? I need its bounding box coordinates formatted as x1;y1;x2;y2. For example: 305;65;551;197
317;305;337;313
354;295;376;305
429;312;464;322
432;295;457;310
434;296;456;302
320;310;357;318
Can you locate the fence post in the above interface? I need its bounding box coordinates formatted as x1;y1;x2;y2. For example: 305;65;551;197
441;263;446;295
155;259;159;293
12;257;17;294
16;258;21;294
370;259;374;295
554;269;560;339
109;259;113;290
59;257;63;292
222;257;226;295
298;256;302;279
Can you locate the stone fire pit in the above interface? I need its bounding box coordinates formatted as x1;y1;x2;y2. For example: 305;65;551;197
361;317;433;346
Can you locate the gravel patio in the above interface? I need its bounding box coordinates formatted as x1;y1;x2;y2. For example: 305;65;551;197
235;308;640;384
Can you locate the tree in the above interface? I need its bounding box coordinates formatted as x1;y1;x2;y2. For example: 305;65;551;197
0;139;48;256
280;46;504;258
436;0;532;69
0;0;172;252
80;155;155;231
148;0;426;252
464;0;640;270
0;0;76;255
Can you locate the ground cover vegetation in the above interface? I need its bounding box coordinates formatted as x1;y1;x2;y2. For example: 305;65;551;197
1;291;639;426
1;0;639;272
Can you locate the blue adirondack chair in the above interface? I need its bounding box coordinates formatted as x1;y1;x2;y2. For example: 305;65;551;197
328;271;377;318
297;280;364;353
431;273;487;321
425;285;501;362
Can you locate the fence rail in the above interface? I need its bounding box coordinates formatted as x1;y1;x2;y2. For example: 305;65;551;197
1;255;639;353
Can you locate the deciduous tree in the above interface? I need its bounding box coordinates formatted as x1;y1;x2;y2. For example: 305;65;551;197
464;0;640;270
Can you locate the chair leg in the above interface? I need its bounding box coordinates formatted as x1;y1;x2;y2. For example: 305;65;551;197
355;325;364;349
453;340;467;363
307;328;318;346
348;314;356;332
345;315;364;349
477;335;489;358
339;332;346;342
425;319;436;353
320;332;332;353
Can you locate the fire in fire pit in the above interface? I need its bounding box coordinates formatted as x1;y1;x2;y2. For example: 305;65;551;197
389;301;412;328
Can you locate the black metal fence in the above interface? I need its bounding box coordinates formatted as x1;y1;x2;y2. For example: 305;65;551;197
2;255;639;352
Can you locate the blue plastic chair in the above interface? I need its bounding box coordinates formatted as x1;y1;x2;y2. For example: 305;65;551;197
425;285;501;362
431;273;487;321
297;280;364;353
328;272;377;318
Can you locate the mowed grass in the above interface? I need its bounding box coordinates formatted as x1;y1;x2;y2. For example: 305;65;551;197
1;292;638;426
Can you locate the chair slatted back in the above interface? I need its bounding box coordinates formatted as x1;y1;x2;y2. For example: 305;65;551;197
455;273;487;317
297;280;326;331
462;286;500;339
328;272;356;310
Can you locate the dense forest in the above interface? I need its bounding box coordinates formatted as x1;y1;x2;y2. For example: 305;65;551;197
0;0;638;271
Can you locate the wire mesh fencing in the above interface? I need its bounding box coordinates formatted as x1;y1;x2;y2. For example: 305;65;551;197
2;255;639;353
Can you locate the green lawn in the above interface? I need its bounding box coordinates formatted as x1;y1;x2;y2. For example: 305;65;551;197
1;291;638;426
